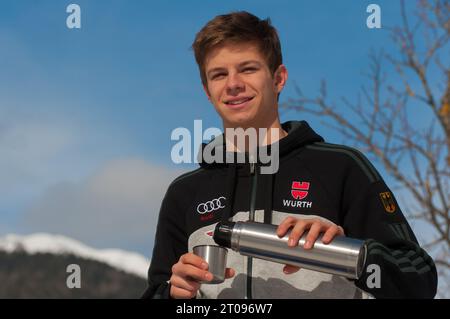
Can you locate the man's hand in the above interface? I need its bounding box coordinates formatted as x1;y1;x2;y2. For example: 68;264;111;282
169;252;235;299
276;216;345;274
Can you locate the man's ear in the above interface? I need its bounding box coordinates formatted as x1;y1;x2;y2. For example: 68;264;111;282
274;64;288;93
203;84;211;101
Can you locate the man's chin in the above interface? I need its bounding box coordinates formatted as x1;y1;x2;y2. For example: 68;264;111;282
224;118;256;130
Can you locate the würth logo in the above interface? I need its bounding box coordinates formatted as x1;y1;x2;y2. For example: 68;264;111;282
291;181;310;200
283;181;313;209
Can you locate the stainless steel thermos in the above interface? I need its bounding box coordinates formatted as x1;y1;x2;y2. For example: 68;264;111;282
213;220;367;279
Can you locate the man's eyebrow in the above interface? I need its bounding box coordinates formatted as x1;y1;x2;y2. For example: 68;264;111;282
238;60;263;68
206;60;263;77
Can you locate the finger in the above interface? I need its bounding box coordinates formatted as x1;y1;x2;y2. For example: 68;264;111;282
225;268;235;279
181;253;209;270
170;285;197;299
288;220;308;247
172;263;213;282
276;216;296;237
322;225;340;244
304;222;323;249
170;275;201;292
283;264;301;274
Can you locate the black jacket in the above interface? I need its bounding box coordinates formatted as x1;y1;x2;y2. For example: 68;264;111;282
143;121;437;299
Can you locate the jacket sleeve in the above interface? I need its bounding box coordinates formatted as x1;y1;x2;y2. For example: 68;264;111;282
141;183;188;299
341;166;438;299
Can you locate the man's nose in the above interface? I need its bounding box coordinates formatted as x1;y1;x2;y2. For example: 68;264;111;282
226;72;245;95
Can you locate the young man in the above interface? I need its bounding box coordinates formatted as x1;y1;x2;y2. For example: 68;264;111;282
142;11;437;299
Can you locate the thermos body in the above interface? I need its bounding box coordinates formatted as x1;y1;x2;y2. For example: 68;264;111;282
214;221;367;280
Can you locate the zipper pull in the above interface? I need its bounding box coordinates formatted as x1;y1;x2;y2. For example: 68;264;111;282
249;154;256;175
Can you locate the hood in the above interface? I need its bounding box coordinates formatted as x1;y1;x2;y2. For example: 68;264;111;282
197;120;323;168
197;121;323;224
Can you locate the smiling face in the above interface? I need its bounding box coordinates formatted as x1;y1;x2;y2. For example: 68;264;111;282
203;42;287;130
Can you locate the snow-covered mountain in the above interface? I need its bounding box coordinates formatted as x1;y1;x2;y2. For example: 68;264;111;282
0;233;150;279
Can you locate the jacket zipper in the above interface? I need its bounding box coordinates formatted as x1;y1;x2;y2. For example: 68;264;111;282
246;160;257;299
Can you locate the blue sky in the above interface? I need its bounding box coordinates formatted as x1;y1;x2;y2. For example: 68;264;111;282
0;0;444;258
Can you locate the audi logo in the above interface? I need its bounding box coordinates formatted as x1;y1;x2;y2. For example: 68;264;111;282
197;197;226;214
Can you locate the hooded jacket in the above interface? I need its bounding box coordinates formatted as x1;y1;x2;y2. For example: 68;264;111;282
143;121;437;299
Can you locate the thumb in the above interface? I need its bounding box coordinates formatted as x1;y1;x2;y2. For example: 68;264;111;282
225;267;235;279
283;264;301;274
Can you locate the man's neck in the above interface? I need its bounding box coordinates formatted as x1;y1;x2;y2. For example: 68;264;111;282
224;119;288;153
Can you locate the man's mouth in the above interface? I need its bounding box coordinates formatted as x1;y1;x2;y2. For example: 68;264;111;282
224;97;254;108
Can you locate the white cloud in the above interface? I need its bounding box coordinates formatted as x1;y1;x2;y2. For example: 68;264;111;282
22;158;186;256
0;117;76;192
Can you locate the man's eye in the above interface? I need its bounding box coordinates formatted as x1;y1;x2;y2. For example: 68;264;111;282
212;73;226;80
242;67;257;73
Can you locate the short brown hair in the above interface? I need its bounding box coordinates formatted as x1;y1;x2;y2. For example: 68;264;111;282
192;11;283;86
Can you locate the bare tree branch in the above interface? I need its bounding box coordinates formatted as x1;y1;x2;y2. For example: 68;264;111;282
282;0;450;296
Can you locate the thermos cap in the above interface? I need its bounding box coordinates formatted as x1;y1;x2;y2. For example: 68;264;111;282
213;221;235;248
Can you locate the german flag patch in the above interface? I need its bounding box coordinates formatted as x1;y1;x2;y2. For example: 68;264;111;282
379;192;396;213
